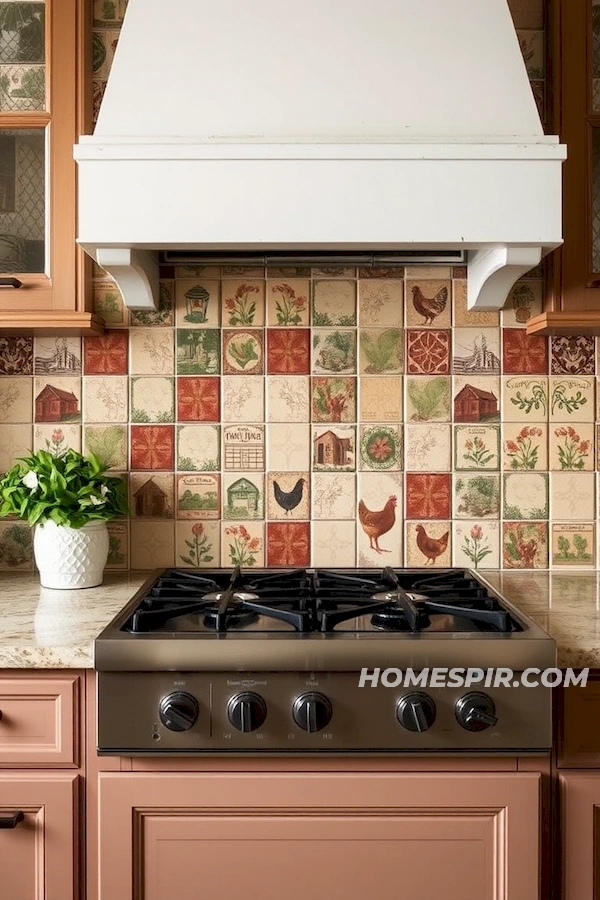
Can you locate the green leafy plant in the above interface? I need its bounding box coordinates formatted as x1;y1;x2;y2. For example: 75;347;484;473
0;449;128;529
227;337;259;369
360;330;402;373
407;377;449;421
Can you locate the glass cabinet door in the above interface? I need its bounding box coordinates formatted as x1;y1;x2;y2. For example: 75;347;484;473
0;126;45;274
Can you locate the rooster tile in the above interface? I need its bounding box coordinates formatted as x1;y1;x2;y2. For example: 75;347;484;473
405;279;451;328
267;472;309;520
357;472;402;566
405;521;451;567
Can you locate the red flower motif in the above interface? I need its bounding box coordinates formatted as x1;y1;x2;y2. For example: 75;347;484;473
192;523;204;537
502;329;548;375
177;377;220;421
406;474;451;519
470;525;483;540
267;522;310;566
84;330;128;375
267;330;310;374
130;426;174;470
369;437;392;461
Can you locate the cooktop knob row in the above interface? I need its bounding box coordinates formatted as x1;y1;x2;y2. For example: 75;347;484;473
227;692;268;733
455;692;498;732
396;692;436;732
158;692;199;732
292;692;333;733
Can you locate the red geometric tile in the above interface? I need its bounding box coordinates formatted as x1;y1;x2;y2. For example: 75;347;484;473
267;329;310;374
502;328;548;375
266;522;310;566
177;377;220;422
406;329;450;374
405;473;451;519
130;425;174;470
84;330;128;375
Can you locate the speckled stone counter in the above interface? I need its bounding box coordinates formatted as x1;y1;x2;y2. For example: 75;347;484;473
0;569;599;670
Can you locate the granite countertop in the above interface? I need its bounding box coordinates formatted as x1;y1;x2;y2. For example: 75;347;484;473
0;569;598;669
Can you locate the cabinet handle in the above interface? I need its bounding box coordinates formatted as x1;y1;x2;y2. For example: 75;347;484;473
0;278;23;289
0;812;24;829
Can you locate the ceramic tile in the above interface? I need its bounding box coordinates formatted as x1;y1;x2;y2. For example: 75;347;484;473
177;265;221;279
551;337;595;375
220;522;264;567
0;377;32;423
83;376;128;423
406;376;451;422
223;473;264;520
267;329;310;374
177;377;220;422
267;522;310;566
266;279;310;326
311;520;356;566
130;377;174;423
453;279;499;327
312;330;356;375
549;376;595;421
33;424;81;455
0;337;33;375
405;521;451;567
359;329;403;374
267;423;310;471
130;329;174;375
312;266;356;278
503;424;547;470
404;424;451;472
503;522;548;569
454;473;500;519
93;1;127;27
453;521;500;569
223;424;265;471
516;29;544;78
34;377;81;423
222;376;264;423
406;266;451;280
266;472;310;519
502;376;548;422
129;473;174;518
222;266;264;278
105;522;128;569
503;472;549;519
502;328;548;375
130;521;175;569
222;329;263;375
92;280;127;326
266;267;311;279
359;425;402;470
83;330;128;375
176;328;220;375
406;473;451;519
0;522;33;571
83;424;127;470
130;425;174;471
34;337;81;375
359;267;405;279
312;377;356;423
550;424;594;471
509;0;544;29
267;376;310;422
453;328;500;374
453;376;500;423
357;472;402;564
175;279;220;327
311;472;356;519
405;329;450;374
502;280;543;327
405;280;451;328
130;280;173;327
454;425;500;470
358;279;404;327
221;280;265;327
552;524;595;568
551;472;596;520
177;474;221;520
177;424;220;472
312;280;356;326
312;426;355;471
176;521;220;568
359;376;402;422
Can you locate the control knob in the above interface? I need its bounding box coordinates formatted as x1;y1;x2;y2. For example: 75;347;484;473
293;692;333;733
455;692;498;732
158;692;199;732
396;692;436;732
227;692;267;732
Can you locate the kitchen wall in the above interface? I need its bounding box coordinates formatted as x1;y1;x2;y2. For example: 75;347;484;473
1;0;596;573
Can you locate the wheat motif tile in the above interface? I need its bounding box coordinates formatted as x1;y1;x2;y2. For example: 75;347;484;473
359;425;402;470
503;472;549;519
267;329;310;374
550;337;595;375
177;474;221;520
176;521;219;568
552;524;595;568
130;280;173;327
502;328;548;375
130;521;175;569
453;279;499;327
266;279;310;326
502;280;543;327
34;337;81;375
0;377;32;423
550;424;594;471
268;424;310;471
222;376;264;423
0;337;33;375
83;376;128;422
129;473;174;518
549;377;594;421
360;376;402;422
106;522;128;569
221;280;265;327
84;424;127;470
175;279;220;327
357;472;402;565
34;377;81;423
130;425;174;471
312;377;356;423
405;521;451;567
177;377;220;422
502;377;548;422
404;424;451;472
267;376;310;422
267;522;310;567
130;329;174;375
93;280;127;326
267;472;309;519
454;473;500;519
551;472;595;520
223;425;264;471
312;330;356;375
454;425;500;470
453;328;500;374
223;473;264;520
312;426;355;472
358;279;403;327
405;280;451;328
34;424;81;455
405;329;450;374
177;425;220;472
84;330;128;375
312;521;356;566
131;377;174;423
503;522;548;569
503;424;547;471
312;280;357;326
406;473;451;519
220;522;265;567
359;329;403;374
311;472;356;520
0;425;31;474
453;521;500;569
0;522;33;571
453;376;500;423
406;376;451;422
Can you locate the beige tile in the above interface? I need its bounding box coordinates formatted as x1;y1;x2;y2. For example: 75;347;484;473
551;472;595;520
358;279;403;328
177;424;220;472
311;472;356;520
267;375;310;422
549;376;595;422
453;327;500;374
312;330;356;375
360;376;402;421
502;376;548;422
83;376;128;422
266;279;310;326
220;521;265;567
222;424;265;471
131;377;174;423
503;472;548;519
405;424;451;472
130;328;174;375
453;521;500;569
105;522;128;569
405;521;451;567
502;280;543;327
33;336;81;375
130;521;175;569
503;424;547;471
312;279;356;326
454;424;500;471
454;473;500;519
176;521;220;568
223;473;264;520
93;279;127;326
176;474;221;520
552;524;595;568
312;520;356;566
223;376;264;423
357;473;402;565
550;423;594;471
405;266;451;279
0;377;32;423
33;424;80;455
129;473;174;519
312;426;355;471
406;376;451;422
267;423;311;471
84;424;127;470
221;279;265;327
266;472;309;519
406;279;451;328
175;278;220;327
0;424;31;473
453;279;499;327
359;328;403;374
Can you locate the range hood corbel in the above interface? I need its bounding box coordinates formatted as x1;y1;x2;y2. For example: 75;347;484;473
95;248;159;310
467;247;544;310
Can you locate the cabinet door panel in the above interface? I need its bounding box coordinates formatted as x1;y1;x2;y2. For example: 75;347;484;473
0;674;79;767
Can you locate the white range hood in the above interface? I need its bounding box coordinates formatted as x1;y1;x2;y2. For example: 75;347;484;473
74;0;566;310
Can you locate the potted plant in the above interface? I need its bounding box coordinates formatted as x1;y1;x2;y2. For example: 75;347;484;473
0;449;128;589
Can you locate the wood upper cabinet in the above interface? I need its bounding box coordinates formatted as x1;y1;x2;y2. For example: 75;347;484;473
0;0;103;335
98;770;541;900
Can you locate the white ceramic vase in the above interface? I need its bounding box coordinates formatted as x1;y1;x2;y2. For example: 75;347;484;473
34;519;109;589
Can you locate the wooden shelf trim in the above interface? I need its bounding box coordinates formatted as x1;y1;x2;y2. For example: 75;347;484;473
0;311;104;335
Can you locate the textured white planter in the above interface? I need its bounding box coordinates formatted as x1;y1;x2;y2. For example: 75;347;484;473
34;520;109;589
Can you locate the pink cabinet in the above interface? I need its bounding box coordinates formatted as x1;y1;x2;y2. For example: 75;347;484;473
561;772;600;900
98;770;541;900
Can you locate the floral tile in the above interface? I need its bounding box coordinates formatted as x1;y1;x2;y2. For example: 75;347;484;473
454;473;500;519
267;375;310;422
130;280;173;327
0;377;32;423
0;337;33;375
177;377;220;422
83;330;128;375
503;472;549;519
129;473;174;518
406;376;451;422
131;377;174;423
502;280;543;327
404;424;451;472
358;279;404;327
176;521;219;568
222;376;264;424
266;280;310;326
267;522;310;566
312;426;355;471
516;29;544;78
34;377;81;423
312;330;356;375
93;280;127;326
0;425;31;474
359;376;402;422
405;329;450;374
84;424;127;470
406;473;451;519
549;376;594;421
0;522;33;571
454;425;500;470
359;425;402;470
453;279;499;327
453;376;500;423
130;521;175;569
552;524;595;568
551;472;595;520
223;329;263;375
83;376;128;423
405;280;451;328
502;376;548;422
223;424;264;471
502;328;548;375
105;522;128;570
130;425;174;471
130;329;174;375
503;424;547;471
177;474;220;520
453;328;500;374
312;280;357;326
405;521;451;567
223;473;264;520
176;328;220;375
357;472;402;565
550;424;594;471
359;329;403;375
267;472;310;519
177;424;220;472
268;423;311;471
267;329;310;374
221;522;264;567
221;280;265;327
312;376;356;423
34;424;81;455
312;520;356;566
453;521;500;569
503;522;548;569
34;337;81;376
550;337;595;375
175;279;220;327
311;472;356;519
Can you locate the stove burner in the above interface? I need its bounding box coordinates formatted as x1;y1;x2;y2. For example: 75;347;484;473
202;606;259;630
